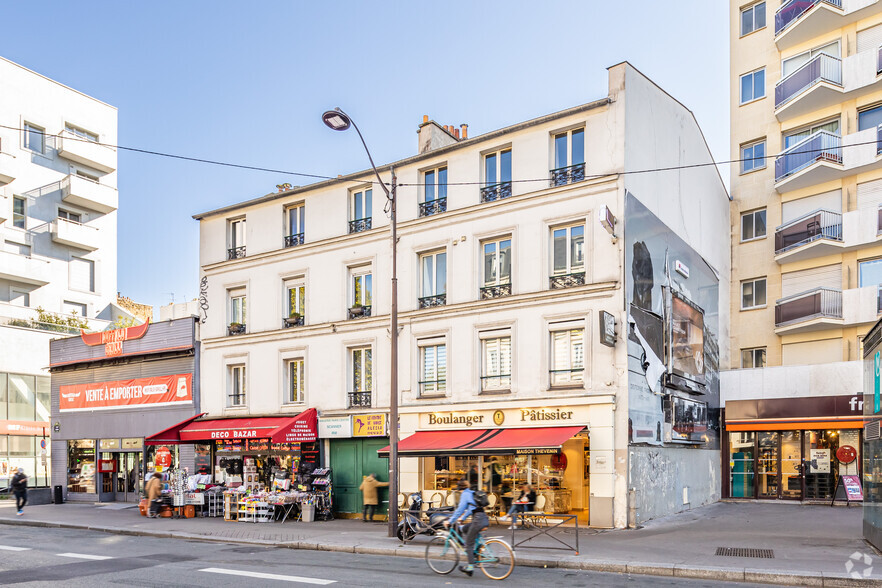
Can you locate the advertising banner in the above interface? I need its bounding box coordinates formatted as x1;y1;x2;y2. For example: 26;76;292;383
60;374;193;412
353;413;387;437
0;420;49;436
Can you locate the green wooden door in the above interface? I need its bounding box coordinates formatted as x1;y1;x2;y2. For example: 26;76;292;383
361;438;390;514
331;439;360;514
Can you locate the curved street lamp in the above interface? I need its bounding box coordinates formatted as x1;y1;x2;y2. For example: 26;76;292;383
322;108;399;538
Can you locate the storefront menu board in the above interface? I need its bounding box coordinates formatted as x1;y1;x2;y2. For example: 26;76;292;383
809;449;831;473
842;475;864;501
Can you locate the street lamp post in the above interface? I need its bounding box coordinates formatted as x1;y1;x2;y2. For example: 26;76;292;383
322;108;399;538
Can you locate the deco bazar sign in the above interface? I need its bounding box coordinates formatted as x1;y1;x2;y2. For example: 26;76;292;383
419;406;590;429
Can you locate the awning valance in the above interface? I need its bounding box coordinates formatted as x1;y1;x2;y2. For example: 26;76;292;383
147;408;318;444
145;413;206;446
378;425;584;457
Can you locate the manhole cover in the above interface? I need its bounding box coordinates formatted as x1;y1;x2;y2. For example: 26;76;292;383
715;547;774;559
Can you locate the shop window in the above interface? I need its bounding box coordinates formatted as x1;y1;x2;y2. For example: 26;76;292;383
7;374;35;421
728;432;756;498
286;358;305;404
481;336;511;392
68;439;96;493
419;343;447;397
550;327;584;387
228;364;246;407
741;347;766;368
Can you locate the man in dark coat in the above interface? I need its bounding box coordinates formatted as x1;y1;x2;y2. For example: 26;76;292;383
11;468;27;515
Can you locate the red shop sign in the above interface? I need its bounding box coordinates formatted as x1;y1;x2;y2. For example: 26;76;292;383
836;445;857;464
97;459;116;473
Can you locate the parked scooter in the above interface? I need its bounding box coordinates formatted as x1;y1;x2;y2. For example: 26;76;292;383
396;492;453;542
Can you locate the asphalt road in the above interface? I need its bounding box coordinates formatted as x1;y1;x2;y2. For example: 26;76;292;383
0;525;782;587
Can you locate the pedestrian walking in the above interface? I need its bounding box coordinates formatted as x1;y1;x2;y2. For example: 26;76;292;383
358;472;389;522
11;468;27;515
145;469;162;518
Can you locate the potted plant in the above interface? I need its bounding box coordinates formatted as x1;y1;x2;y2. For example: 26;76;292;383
228;322;245;334
285;312;302;326
350;302;363;317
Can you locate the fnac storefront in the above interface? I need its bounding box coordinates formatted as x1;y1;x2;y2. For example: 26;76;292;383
723;395;863;501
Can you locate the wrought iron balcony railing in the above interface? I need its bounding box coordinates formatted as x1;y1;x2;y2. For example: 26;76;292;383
550;368;585;386
284;233;305;248
480;182;513;203
774;131;841;182
549;272;586;289
283;315;304;328
419;380;447;397
480;283;512;299
550;163;586;187
228;323;247;336
348;391;372;408
227;246;246;260
774;209;842;254
775;53;841;110
774;287;842;327
775;0;842;36
349;217;372;234
481;375;511;391
418;294;446;309
347;305;371;319
418;197;447;217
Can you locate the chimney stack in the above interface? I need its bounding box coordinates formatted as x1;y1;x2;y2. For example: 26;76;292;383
423;115;429;124
454;128;460;139
461;124;468;140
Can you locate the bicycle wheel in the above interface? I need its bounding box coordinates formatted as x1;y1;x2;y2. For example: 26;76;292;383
425;535;459;574
477;538;515;580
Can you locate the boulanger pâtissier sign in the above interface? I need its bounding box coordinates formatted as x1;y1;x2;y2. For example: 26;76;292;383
419;406;590;429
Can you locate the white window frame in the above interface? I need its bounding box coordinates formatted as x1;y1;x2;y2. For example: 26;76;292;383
58;209;82;223
350;267;372;308
64;123;99;143
10;288;30;308
550;327;585;387
229;217;246;250
228;364;246;407
284;279;305;319
781;41;840;79
23;122;45;154
740;1;766;37
741;208;767;242
286;203;305;238
69;256;95;293
481;335;512;392
483;148;512;186
741;347;766;368
740;139;766;174
62;300;87;317
12;196;26;229
285;358;305;404
351;187;372;221
552;127;585;170
229;289;247;326
423;165;448;203
482;237;512;288
739;68;765;105
741;278;767;310
351;346;372;393
419;342;447;397
419;250;447;299
550;223;586;276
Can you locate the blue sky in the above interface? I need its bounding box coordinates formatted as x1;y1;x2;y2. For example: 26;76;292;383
2;1;729;314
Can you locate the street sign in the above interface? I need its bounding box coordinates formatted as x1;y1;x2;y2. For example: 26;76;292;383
40;439;46;450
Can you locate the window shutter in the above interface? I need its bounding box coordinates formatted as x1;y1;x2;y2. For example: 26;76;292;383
857;23;882;53
781;264;841;297
858;179;882;212
781;189;841;223
552;331;568;370
69;258;94;292
500;337;512;376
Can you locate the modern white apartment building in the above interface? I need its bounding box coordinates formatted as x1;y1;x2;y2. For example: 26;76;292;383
0;56;126;488
194;62;729;528
725;1;882;502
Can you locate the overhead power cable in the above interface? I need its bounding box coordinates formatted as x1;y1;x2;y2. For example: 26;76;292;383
1;123;875;189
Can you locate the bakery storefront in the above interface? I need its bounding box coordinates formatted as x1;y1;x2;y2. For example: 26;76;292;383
723;395;864;501
387;403;608;523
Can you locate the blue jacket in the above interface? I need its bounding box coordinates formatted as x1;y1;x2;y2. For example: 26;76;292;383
449;488;477;524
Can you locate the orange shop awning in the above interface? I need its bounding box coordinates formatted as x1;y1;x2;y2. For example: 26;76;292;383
147;409;318;445
378;425;584;457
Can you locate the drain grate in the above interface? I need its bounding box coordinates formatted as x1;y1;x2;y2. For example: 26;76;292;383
715;547;774;559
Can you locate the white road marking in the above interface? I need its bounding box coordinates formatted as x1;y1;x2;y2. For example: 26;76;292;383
0;545;30;551
56;553;114;560
199;567;336;585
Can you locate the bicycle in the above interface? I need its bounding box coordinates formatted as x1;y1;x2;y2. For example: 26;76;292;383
425;523;515;580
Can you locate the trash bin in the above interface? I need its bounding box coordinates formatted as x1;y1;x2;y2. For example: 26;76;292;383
53;485;63;504
301;502;315;522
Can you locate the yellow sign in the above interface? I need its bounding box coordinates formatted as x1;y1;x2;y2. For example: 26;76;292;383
493;410;505;426
353;413;386;437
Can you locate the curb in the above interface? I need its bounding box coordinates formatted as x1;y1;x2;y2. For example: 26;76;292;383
0;518;877;586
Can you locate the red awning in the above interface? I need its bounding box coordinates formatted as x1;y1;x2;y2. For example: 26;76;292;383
145;413;206;446
148;409;318;444
378;425;584;457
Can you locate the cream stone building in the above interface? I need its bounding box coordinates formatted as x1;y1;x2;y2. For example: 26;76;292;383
195;62;729;528
724;1;881;501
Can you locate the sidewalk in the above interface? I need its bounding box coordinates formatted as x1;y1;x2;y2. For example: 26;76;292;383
0;499;879;586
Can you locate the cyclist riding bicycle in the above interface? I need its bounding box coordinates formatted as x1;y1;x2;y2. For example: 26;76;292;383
443;477;488;577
